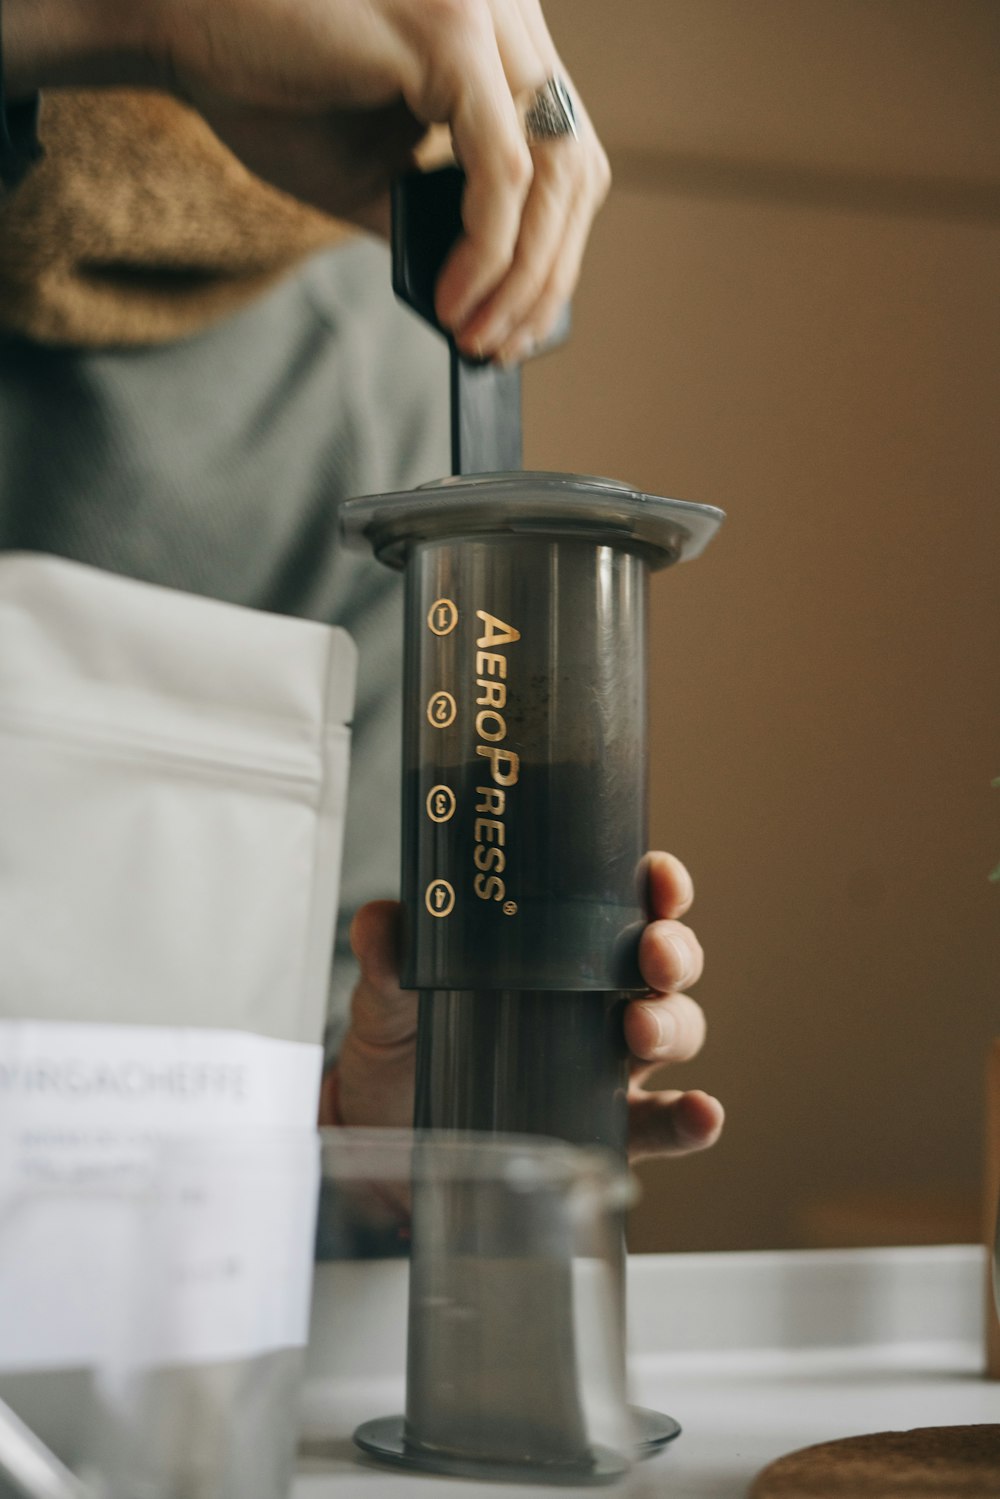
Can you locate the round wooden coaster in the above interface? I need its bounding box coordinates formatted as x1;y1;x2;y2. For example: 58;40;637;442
749;1425;1000;1497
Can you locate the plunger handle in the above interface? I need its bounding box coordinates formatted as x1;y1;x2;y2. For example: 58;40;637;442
391;165;569;476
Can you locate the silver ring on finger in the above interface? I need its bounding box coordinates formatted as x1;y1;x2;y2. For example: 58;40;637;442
522;76;578;142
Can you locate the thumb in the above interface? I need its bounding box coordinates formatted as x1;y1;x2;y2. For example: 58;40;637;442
337;901;417;1130
347;901;416;1047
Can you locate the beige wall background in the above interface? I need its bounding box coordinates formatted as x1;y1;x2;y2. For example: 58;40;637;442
522;1;1000;1252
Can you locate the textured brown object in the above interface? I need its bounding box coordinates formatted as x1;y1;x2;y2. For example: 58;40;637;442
0;91;347;346
749;1425;1000;1498
986;1039;1000;1379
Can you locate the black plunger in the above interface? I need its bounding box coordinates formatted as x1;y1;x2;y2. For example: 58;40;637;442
343;167;723;1480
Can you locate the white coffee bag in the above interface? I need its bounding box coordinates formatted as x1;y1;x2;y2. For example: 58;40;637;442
0;551;355;1048
0;553;356;1378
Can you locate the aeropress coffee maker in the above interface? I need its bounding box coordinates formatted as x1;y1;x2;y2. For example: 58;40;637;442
342;167;724;1482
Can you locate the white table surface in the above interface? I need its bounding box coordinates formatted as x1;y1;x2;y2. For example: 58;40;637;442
295;1245;996;1497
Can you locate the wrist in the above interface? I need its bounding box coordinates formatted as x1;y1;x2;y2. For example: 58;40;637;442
2;0;167;97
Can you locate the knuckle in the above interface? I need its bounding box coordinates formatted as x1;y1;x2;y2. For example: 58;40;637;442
500;138;533;192
477;211;520;270
535;155;573;209
565;144;592;191
507;253;548;311
430;0;497;65
423;0;482;36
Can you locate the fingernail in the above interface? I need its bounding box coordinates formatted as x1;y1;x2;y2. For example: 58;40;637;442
473;316;513;351
452;330;484;363
497;332;536;368
639;1004;676;1054
676;865;695;910
666;936;691;987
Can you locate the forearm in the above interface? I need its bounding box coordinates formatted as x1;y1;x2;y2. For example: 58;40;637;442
2;0;165;97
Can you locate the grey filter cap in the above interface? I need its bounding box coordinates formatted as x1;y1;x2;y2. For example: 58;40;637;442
339;471;725;571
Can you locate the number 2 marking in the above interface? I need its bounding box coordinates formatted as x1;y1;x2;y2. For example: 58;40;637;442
426;691;456;728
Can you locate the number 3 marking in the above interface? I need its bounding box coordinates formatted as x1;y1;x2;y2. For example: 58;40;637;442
427;785;456;823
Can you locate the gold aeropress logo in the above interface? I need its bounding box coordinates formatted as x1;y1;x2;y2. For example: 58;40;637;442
472;610;520;908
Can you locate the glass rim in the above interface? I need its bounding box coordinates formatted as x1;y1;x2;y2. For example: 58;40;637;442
317;1127;636;1205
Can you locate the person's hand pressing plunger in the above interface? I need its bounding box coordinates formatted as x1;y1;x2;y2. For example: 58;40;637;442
7;0;719;1161
326;852;725;1163
7;0;610;365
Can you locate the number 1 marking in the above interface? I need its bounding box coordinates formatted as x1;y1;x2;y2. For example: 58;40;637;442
427;598;458;636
